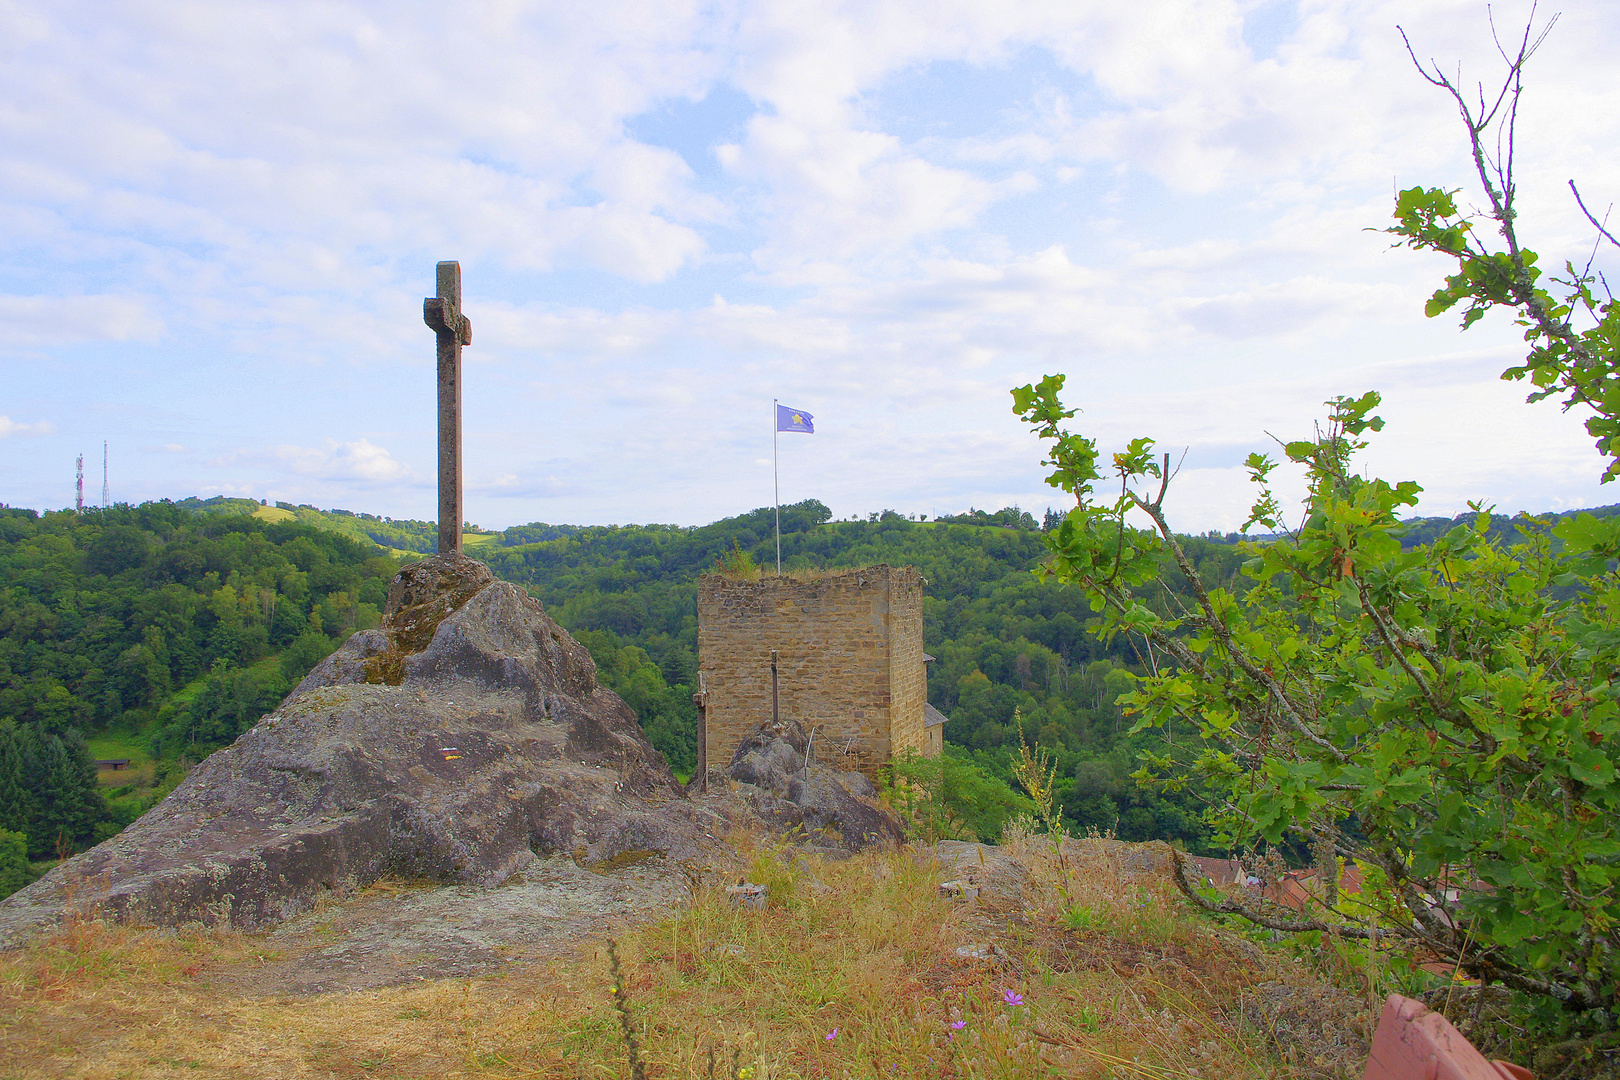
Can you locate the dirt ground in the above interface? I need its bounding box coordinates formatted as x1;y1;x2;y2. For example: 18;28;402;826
192;835;1245;999
204;852;693;997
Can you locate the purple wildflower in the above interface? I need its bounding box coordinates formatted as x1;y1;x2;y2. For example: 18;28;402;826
950;1020;966;1030
1003;989;1024;1007
826;1028;838;1041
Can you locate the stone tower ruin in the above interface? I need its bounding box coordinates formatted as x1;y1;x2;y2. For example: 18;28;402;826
696;564;935;778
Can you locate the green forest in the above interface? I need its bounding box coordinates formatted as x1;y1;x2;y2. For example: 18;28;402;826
0;502;399;890
0;494;1611;898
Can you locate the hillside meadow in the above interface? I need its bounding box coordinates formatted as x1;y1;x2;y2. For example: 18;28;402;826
0;831;1383;1080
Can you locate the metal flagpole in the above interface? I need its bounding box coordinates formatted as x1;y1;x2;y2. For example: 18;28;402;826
780;399;787;573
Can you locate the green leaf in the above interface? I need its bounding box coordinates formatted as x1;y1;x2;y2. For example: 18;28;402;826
1569;746;1616;788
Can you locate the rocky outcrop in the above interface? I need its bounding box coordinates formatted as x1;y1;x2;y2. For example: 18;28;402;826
723;719;904;850
926;840;1031;903
0;554;707;947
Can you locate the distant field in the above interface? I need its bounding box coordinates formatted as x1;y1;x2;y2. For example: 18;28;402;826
249;504;297;523
379;545;422;560
85;732;150;762
85;732;153;784
166;671;211;709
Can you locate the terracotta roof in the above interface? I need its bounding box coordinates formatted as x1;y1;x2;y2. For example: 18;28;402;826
1186;856;1370;905
924;703;950;728
1185;855;1245;887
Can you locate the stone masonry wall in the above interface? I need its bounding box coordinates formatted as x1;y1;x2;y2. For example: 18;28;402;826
887;572;926;759
697;565;928;778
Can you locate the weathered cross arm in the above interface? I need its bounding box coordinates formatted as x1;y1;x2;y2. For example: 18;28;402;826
423;298;472;345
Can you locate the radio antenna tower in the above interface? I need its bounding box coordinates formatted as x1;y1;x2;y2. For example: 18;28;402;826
75;454;84;513
102;442;109;507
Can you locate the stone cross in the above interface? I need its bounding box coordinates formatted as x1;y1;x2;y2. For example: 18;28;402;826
424;261;472;555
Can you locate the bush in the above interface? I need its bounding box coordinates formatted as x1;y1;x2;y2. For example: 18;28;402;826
278;631;337;684
884;746;1032;843
1013;20;1620;1021
150;663;289;757
0;828;31;899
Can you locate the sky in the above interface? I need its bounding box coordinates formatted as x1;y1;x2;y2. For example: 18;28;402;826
2;0;1618;533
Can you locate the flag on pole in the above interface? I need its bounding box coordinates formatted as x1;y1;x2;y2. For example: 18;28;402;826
776;404;814;433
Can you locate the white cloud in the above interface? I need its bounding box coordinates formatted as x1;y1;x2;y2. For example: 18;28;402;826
558;203;709;283
205;438;416;486
274;439;414;484
1174;277;1404;339
720;118;1001;272
0;416;55;438
0;295;163;348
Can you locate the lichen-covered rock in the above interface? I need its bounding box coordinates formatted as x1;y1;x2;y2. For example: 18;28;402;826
0;554;704;947
725;719;903;850
926;840;1031;903
353;551;494;685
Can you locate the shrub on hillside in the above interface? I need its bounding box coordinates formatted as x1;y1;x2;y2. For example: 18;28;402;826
0;828;31;899
1013;19;1620;1032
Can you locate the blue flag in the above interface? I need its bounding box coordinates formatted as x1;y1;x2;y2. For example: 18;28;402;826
776;404;814;433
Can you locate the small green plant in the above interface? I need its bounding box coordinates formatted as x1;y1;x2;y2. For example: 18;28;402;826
1059;902;1094;932
881;749;967;843
883;747;1033;843
713;541;759;579
1009;709;1064;840
744;844;798;909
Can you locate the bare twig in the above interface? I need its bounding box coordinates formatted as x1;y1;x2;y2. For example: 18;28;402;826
1168;846;1380;938
1570;180;1620;252
1399;13;1601;421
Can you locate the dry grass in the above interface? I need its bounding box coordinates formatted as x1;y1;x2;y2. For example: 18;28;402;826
765;565;882;583
0;836;1370;1080
715;564;888;584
